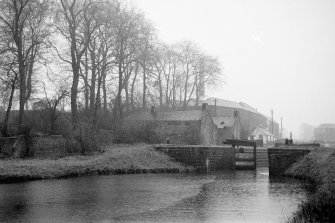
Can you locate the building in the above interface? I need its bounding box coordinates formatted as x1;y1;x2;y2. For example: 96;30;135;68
212;116;240;144
202;97;279;140
248;127;275;145
123;105;218;145
314;124;335;145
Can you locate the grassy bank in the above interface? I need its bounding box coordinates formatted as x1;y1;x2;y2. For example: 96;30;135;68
284;147;335;222
0;144;194;184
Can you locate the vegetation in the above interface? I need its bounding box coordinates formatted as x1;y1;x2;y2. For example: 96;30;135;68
0;0;222;153
0;144;193;183
285;147;335;222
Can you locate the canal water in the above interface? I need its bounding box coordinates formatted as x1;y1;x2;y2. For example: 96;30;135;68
0;168;307;223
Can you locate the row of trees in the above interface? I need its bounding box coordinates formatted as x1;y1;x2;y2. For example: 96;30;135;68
0;0;222;135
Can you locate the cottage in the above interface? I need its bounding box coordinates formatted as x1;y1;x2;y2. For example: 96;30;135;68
123;105;218;145
212;116;240;144
248;127;275;145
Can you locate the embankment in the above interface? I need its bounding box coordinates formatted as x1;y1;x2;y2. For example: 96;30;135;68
284;147;335;222
0;144;193;184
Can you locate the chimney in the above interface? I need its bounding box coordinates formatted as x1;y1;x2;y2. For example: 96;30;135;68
202;103;208;111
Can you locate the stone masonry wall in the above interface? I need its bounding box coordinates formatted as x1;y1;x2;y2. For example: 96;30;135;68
155;145;235;171
268;147;312;175
200;112;217;145
154;120;201;145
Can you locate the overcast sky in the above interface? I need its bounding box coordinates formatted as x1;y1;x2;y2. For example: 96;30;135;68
132;0;335;136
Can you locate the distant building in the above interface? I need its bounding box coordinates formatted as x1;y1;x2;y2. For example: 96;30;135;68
248;127;275;145
314;124;335;144
123;105;218;145
298;123;315;142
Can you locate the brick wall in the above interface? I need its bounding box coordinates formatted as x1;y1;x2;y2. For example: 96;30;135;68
155;145;235;171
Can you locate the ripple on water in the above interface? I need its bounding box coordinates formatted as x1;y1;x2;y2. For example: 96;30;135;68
0;169;307;223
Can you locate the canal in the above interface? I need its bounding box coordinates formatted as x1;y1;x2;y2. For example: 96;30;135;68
0;168;307;222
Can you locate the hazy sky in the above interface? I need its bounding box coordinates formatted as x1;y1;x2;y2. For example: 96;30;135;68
132;0;335;136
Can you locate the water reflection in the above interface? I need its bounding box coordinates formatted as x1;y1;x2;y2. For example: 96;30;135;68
0;168;306;223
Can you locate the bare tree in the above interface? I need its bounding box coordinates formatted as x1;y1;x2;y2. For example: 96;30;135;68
0;0;52;129
56;0;97;127
112;6;143;119
0;56;18;136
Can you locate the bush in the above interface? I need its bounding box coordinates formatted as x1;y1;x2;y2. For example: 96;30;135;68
291;188;335;222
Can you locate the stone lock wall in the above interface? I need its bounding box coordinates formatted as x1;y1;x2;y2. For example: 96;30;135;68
155;145;235;171
268;147;312;175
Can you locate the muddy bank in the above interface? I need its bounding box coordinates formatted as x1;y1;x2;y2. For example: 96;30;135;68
0;144;194;184
284;147;335;222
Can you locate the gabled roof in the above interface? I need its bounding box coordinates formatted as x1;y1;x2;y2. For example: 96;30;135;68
124;110;204;121
250;127;274;137
203;97;279;125
212;117;235;128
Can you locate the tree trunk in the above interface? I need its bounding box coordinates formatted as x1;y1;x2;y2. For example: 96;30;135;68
2;81;16;136
94;69;102;125
125;79;129;113
84;51;89;110
90;52;96;115
130;62;138;111
102;71;107;112
142;60;146;109
71;64;80;127
159;77;163;108
18;41;26;129
114;59;123;120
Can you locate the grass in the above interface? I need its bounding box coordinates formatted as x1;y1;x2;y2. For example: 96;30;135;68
285;147;335;222
0;144;194;183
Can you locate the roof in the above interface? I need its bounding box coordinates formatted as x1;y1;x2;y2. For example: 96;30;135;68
239;102;259;113
203;97;279;125
250;127;274;137
204;98;244;110
124;110;204;121
316;123;335;129
212;117;235;128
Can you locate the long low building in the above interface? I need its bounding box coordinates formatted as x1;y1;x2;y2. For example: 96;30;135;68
122;97;280;145
123;105;218;145
202;97;279;140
